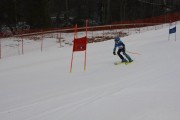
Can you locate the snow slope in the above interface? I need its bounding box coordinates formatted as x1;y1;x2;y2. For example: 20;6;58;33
0;23;180;120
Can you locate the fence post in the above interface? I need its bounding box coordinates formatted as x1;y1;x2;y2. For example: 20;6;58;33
139;24;140;33
103;29;104;40
59;32;62;48
21;36;24;54
17;37;20;55
41;30;43;52
92;28;94;43
116;25;118;35
57;33;60;48
92;29;93;39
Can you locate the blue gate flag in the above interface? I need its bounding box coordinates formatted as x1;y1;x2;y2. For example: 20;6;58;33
169;27;176;34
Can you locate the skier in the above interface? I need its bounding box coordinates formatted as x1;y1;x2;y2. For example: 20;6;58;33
113;36;133;62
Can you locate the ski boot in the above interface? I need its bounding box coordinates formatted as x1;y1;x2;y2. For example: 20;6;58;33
129;59;133;62
123;52;133;62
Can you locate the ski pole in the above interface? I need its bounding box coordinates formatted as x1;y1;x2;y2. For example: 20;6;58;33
127;51;141;55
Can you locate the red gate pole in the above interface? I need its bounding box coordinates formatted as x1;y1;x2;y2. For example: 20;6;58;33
70;24;77;73
70;52;74;73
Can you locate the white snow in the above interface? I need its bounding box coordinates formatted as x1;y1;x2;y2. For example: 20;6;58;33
0;22;180;120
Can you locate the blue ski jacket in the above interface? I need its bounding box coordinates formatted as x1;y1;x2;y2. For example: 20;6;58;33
113;37;125;52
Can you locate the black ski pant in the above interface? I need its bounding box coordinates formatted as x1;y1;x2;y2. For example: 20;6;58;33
117;47;132;61
117;47;125;60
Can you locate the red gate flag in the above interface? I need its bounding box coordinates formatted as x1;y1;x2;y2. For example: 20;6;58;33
70;19;88;72
73;36;87;52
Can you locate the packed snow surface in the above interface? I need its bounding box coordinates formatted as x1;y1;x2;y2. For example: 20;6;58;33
0;23;180;120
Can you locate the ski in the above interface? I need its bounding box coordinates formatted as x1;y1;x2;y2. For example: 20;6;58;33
114;61;133;65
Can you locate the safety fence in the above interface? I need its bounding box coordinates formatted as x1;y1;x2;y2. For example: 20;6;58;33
113;12;180;24
0;12;179;59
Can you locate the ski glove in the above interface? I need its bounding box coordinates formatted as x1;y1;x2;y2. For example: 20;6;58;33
113;51;116;55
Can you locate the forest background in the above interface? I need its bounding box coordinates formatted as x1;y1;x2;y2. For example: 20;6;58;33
0;0;180;29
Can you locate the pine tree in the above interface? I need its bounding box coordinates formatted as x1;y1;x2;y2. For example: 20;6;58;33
24;0;50;28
